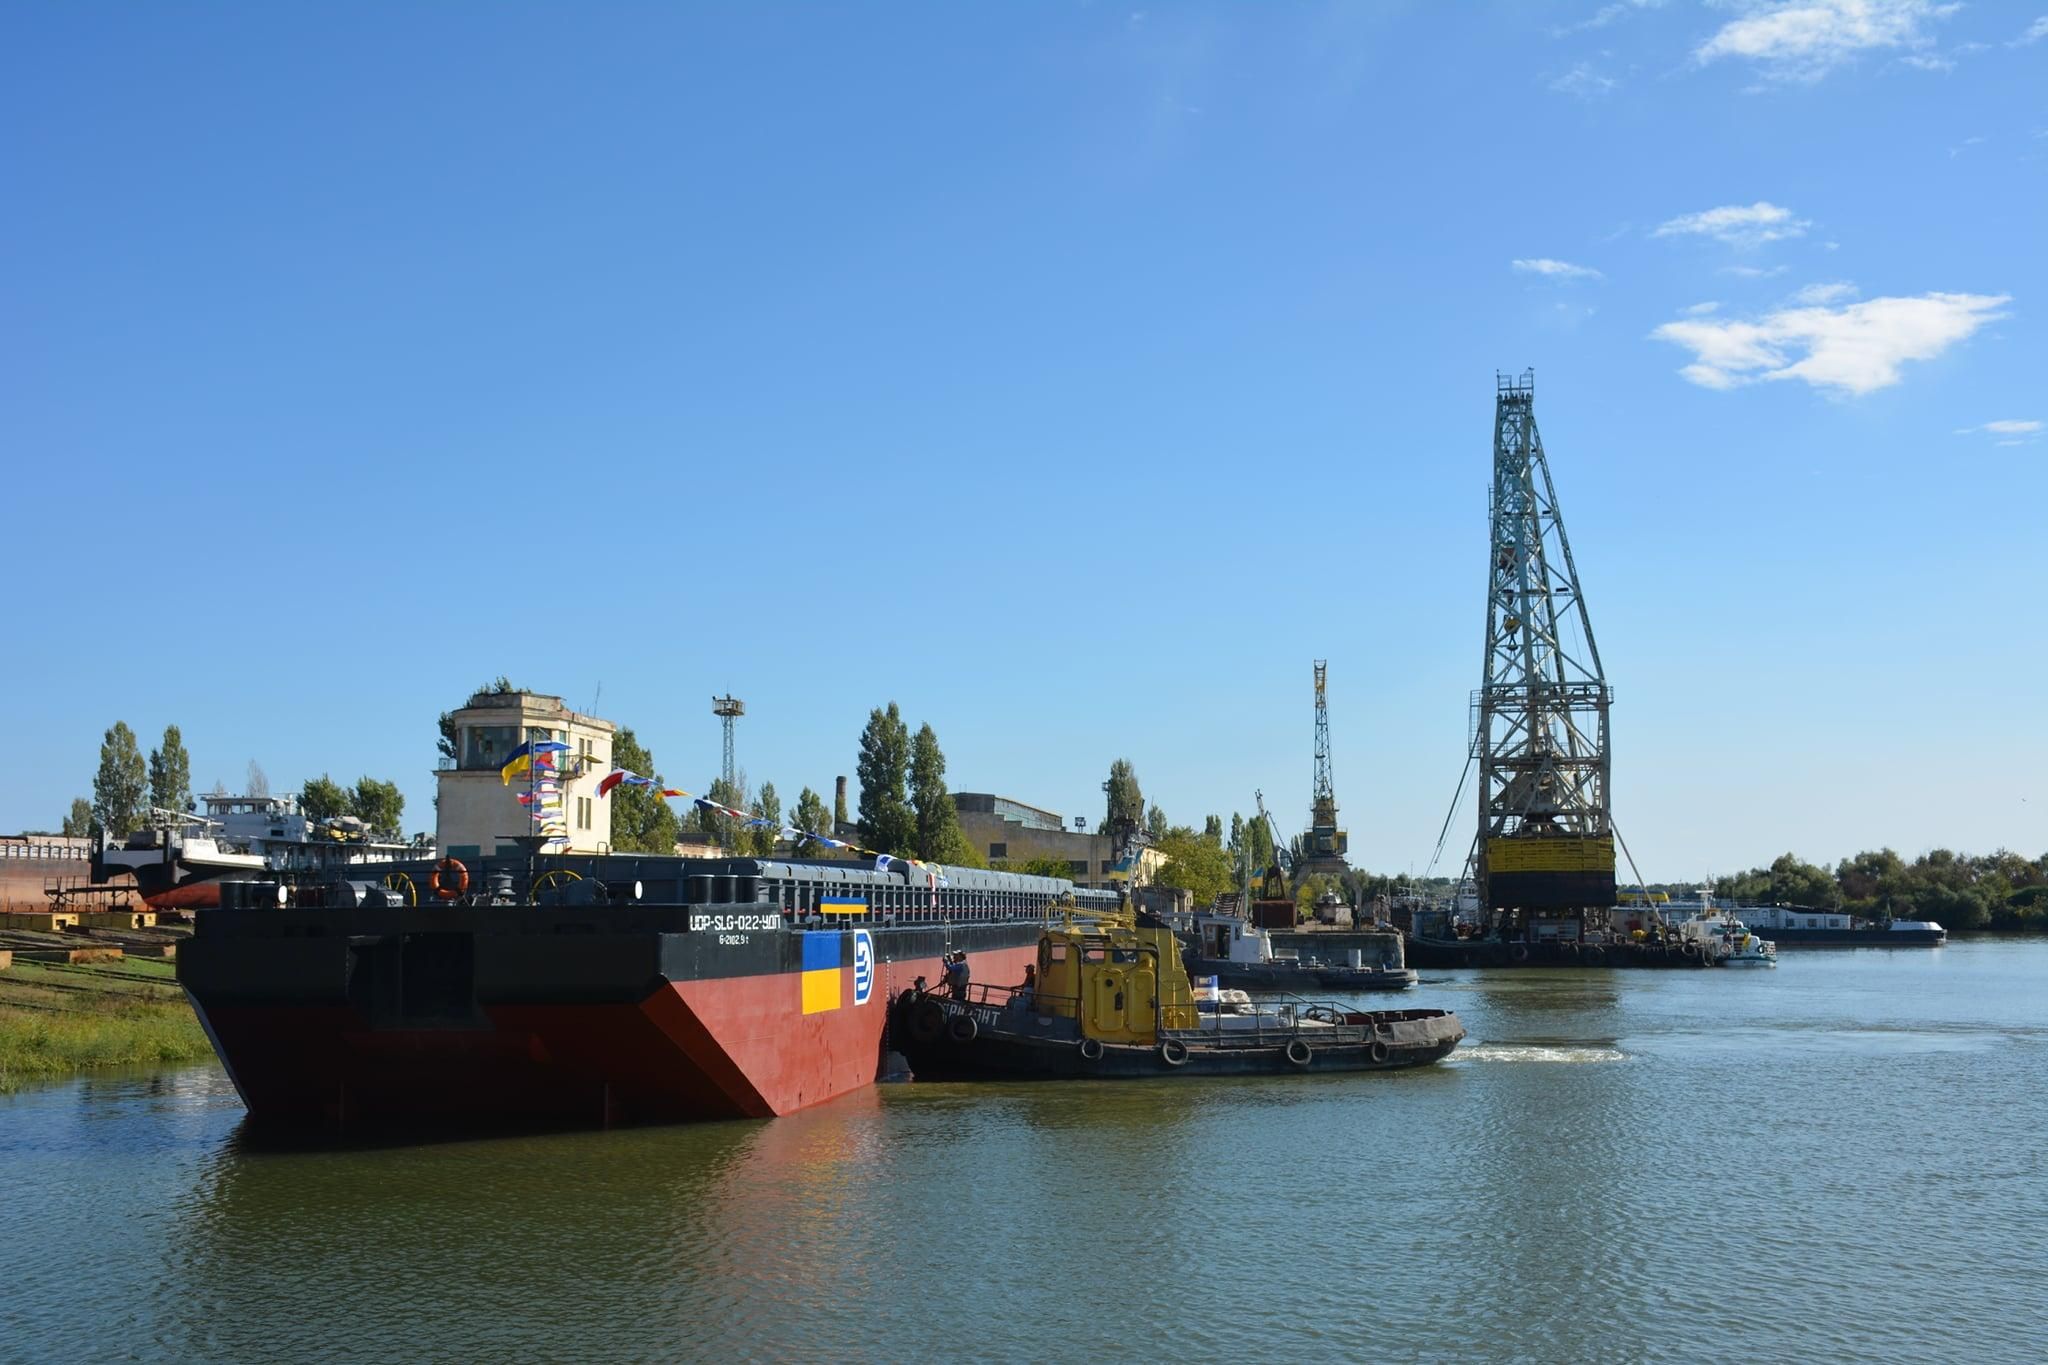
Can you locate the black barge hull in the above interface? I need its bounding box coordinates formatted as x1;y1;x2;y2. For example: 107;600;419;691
1405;935;1715;969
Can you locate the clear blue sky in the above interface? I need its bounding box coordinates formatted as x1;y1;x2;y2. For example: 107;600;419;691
6;2;2043;878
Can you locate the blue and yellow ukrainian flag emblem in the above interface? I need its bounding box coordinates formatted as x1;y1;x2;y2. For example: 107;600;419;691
801;932;841;1014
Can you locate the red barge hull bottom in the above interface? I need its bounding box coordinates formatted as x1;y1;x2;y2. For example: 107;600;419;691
180;903;1040;1128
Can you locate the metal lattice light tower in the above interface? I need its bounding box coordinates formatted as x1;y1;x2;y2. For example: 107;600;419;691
1473;372;1615;921
711;694;744;791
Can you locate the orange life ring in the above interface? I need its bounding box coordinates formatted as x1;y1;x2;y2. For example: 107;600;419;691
430;856;469;901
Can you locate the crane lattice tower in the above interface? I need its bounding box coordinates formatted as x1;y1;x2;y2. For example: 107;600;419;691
711;694;744;791
1299;660;1350;877
1473;372;1615;922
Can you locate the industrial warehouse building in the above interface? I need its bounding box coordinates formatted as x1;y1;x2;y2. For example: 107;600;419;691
952;793;1165;891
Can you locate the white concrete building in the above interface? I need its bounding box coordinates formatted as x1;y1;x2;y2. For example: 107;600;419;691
435;691;615;858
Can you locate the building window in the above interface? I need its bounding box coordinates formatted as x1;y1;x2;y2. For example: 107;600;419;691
1067;860;1087;878
1100;860;1113;874
989;843;1007;859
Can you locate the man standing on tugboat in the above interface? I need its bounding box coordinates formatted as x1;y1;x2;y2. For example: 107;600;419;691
944;951;971;1000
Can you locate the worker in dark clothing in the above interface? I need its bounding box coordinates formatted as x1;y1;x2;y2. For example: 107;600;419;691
945;952;971;1000
1013;963;1037;1013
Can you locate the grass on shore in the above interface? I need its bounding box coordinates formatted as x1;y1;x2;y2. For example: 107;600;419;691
0;958;211;1095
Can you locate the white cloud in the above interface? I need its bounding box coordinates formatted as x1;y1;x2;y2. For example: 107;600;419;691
2015;16;2048;45
1695;1;1960;82
1650;291;2008;395
1955;419;2043;435
1550;61;1618;97
1559;0;1668;35
1720;263;1791;278
1681;301;1722;316
1654;200;1811;247
1513;257;1605;281
1790;280;1858;304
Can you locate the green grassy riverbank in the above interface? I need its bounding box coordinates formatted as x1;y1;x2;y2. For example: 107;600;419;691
0;957;209;1094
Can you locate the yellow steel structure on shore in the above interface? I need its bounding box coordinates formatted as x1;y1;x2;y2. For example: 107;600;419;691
1483;837;1615;872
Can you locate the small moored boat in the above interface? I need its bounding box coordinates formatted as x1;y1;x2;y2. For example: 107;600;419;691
888;908;1464;1082
1177;909;1417;993
1716;925;1778;968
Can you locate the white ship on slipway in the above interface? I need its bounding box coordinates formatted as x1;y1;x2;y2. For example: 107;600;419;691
94;792;428;910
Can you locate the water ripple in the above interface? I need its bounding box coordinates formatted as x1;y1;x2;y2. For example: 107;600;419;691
1;941;2045;1361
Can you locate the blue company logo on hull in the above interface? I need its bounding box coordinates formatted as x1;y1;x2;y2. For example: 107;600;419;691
852;929;875;1006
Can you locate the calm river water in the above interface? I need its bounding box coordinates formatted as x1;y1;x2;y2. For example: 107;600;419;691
4;941;2044;1362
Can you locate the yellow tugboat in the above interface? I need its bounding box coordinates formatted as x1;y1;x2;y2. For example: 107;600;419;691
889;904;1464;1081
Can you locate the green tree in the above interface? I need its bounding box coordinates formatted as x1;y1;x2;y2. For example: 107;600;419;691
855;702;915;856
608;728;681;854
1203;814;1223;844
1146;803;1169;843
147;725;193;814
1103;759;1143;851
1228;811;1275;889
1152;831;1235;908
1835;847;1907;910
1295;872;1343;918
791;785;832;854
910;722;970;863
350;777;405;838
438;676;519;761
749;781;782;858
92;722;148;838
999;855;1086;880
697;775;747;853
301;774;351;822
61;797;93;838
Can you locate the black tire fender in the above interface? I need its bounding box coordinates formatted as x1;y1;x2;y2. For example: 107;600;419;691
1078;1036;1104;1062
948;1013;979;1044
1369;1040;1391;1064
1285;1039;1313;1068
909;1000;947;1045
1159;1038;1189;1067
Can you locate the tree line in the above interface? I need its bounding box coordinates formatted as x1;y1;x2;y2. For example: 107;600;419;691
1713;848;2048;933
60;721;406;842
601;700;976;865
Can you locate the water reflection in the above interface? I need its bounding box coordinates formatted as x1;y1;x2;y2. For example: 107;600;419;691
5;945;2045;1361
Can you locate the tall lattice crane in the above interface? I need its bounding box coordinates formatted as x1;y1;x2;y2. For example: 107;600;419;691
1472;372;1615;932
1298;661;1350;877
